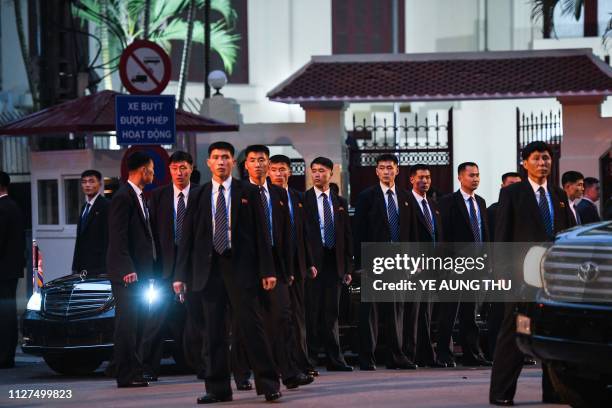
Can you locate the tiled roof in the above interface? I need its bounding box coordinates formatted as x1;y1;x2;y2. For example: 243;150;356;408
268;49;612;103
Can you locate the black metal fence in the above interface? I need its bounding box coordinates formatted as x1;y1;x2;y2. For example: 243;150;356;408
347;109;453;204
516;108;563;185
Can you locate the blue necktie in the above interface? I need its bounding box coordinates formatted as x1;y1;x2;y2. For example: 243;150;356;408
175;192;186;244
538;187;553;238
80;203;91;231
387;190;400;242
421;199;435;241
259;186;273;247
213;185;229;254
468;197;481;242
322;193;335;248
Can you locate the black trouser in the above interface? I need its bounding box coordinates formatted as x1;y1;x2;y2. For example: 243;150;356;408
0;278;18;366
112;282;147;385
436;300;483;363
490;302;555;401
196;252;279;396
139;279;186;376
230;315;252;384
484;301;504;360
403;290;436;365
183;290;207;378
288;271;312;372
305;248;346;367
359;301;408;367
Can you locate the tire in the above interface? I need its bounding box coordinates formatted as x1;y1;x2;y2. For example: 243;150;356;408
43;353;104;375
547;362;612;408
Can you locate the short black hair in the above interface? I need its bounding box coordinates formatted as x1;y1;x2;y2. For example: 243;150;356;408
126;151;152;172
409;164;430;177
521;141;552;161
561;170;584;186
208;141;235;157
0;171;10;189
169;150;193;165
81;169;102;181
311;156;334;171
244;144;270;158
269;154;291;167
376;153;399;166
501;172;520;183
584;177;599;189
458;162;478;174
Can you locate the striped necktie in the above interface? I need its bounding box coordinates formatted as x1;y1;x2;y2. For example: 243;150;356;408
468;197;481;242
213;185;229;254
387;190;400;242
538;187;553;238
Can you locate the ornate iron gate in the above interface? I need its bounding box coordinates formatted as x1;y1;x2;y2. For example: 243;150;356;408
516;108;562;185
347;109;453;205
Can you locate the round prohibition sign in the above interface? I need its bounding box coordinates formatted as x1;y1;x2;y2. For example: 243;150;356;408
119;40;172;95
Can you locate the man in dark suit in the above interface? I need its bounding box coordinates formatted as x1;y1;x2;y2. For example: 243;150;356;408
174;141;282;404
72;170;109;275
106;151;156;388
489;141;575;406
354;153;418;370
140;151;199;381
403;164;444;368
561;171;584;225
485;172;521;360
269;154;319;378
576;177;601;224
437;162;491;367
304;157;354;372
0;171;25;369
241;145;314;390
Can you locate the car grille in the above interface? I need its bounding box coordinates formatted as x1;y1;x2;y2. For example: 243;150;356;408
542;244;612;303
43;283;113;318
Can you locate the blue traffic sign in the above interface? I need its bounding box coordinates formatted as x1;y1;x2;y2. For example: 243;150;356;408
115;95;176;145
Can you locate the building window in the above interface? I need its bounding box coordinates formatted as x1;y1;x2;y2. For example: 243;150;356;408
64;178;85;225
170;0;249;85
332;0;405;54
38;179;59;225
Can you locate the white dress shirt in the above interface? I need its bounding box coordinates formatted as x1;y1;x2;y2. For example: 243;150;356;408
127;180;147;220
314;186;334;246
212;176;232;247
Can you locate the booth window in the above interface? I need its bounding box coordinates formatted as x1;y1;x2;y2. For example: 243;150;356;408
38;180;59;225
64;178;85;225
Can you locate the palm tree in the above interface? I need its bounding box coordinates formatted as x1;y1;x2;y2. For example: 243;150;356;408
531;0;611;41
72;0;240;90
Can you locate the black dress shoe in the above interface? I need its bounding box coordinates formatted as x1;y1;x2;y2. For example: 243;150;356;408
327;364;353;372
463;357;493;367
489;398;513;406
142;373;158;382
236;380;253;391
284;373;314;389
197;371;207;380
265;391;282;402
197;393;233;404
542;394;563;404
428;360;448;368
117;380;149;388
305;369;319;377
360;364;376;371
387;362;417;370
523;358;537;366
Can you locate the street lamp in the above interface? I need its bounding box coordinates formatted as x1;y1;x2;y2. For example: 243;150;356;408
207;70;228;96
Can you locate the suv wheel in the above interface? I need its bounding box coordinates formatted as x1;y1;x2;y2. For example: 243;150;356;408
547;362;612;408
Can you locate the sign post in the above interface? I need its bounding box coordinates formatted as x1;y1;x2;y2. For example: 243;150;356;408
118;40;172;95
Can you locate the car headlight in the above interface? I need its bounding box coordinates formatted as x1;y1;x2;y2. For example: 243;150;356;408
145;281;159;305
523;245;547;288
26;292;42;311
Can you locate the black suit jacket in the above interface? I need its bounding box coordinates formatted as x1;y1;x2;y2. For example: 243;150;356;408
304;188;354;278
439;190;490;243
353;184;418;269
149;183;200;281
106;183;155;284
409;191;443;243
175;178;274;291
487;201;500;242
0;195;25;280
576;199;601;224
72;195;109;275
263;181;293;282
495;180;575;243
287;187;314;280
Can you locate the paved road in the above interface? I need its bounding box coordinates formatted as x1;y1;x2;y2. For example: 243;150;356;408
0;354;568;407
